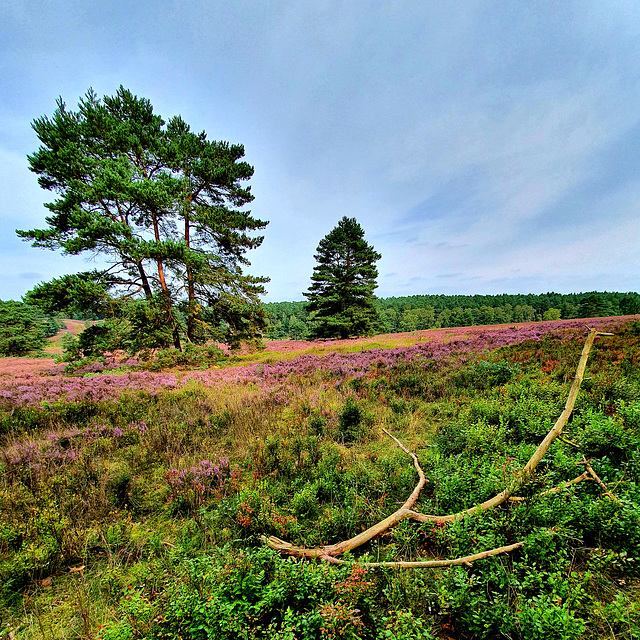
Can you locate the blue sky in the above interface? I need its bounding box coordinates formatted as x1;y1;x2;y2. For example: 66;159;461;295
1;1;639;302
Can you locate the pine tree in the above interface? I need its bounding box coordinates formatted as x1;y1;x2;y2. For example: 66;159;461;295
304;217;383;339
0;301;48;356
18;87;268;351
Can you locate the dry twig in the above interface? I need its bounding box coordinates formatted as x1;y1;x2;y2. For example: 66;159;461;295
579;456;620;502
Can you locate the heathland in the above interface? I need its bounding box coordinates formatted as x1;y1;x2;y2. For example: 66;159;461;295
1;316;639;639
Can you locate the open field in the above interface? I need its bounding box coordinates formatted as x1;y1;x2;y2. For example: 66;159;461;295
1;316;639;639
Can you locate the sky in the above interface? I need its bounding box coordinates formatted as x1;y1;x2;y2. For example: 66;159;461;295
1;1;639;302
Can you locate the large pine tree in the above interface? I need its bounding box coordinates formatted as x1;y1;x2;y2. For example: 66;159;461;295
304;217;383;338
18;87;269;351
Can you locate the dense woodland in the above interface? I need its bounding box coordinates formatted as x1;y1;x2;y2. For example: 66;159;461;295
265;290;640;340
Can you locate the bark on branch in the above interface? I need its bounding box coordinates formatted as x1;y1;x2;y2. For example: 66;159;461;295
579;456;620;502
314;541;526;568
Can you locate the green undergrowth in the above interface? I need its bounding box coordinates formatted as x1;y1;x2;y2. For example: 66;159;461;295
1;322;640;638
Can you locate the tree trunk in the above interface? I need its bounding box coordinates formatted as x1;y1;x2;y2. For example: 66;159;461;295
137;262;153;299
152;211;182;351
184;194;196;342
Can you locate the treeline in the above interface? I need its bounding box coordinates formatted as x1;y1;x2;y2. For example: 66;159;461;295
265;291;640;340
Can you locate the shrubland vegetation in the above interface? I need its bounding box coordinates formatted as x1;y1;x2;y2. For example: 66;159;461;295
1;317;639;639
7;83;640;639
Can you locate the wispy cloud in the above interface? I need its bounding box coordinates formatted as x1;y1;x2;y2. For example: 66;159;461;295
0;1;638;301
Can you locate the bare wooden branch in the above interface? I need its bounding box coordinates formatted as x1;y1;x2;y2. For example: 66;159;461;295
538;471;591;496
264;329;608;563
557;435;580;449
579;456;620;502
262;430;427;559
318;541;525;568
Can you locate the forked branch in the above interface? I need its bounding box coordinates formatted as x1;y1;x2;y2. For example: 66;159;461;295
264;329;610;565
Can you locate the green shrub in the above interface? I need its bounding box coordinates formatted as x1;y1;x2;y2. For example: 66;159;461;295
159;548;338;639
457;360;520;390
338;396;372;443
380;609;435;639
518;595;586;640
145;343;225;371
575;409;639;461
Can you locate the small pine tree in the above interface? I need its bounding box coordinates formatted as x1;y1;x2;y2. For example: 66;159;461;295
304;217;383;339
0;301;47;356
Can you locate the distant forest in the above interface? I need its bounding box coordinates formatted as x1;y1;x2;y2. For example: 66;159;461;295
264;291;640;340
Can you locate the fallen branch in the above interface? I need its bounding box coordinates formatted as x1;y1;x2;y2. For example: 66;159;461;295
399;328;604;524
262;429;427;559
579;456;620;502
314;541;525;568
264;329;608;563
538;471;591;496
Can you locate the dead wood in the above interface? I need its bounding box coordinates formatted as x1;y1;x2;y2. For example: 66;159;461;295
579;456;620;502
264;328;609;565
410;327;605;523
538;471;591;496
262;429;427;559
311;541;526;568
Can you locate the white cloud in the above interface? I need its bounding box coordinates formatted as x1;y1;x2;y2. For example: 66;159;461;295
1;1;639;300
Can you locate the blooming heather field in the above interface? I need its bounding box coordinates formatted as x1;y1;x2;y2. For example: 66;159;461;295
0;316;624;408
1;316;639;639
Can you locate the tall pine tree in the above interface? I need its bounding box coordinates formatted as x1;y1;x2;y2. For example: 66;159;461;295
18;87;269;351
304;217;383;339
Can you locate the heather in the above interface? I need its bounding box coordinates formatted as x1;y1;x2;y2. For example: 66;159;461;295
0;317;639;639
0;317;618;409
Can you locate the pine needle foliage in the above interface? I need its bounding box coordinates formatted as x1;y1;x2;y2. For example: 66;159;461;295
18;87;269;351
304;217;383;339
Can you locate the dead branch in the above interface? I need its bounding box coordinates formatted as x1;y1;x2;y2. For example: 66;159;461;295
538;471;591;496
406;328;604;523
579;456;620;502
262;429;427;559
264;329;608;564
314;541;526;568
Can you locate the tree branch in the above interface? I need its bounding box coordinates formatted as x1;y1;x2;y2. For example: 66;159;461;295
578;456;620;502
538;471;591;496
316;541;526;568
264;329;609;563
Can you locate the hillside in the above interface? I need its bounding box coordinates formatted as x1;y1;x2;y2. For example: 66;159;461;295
45;319;95;354
1;316;639;639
